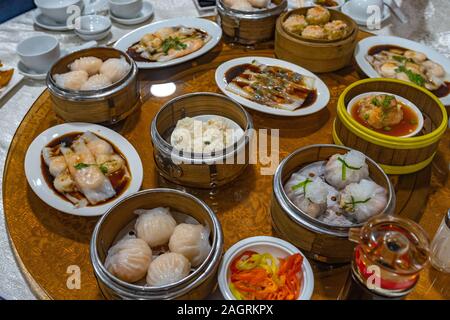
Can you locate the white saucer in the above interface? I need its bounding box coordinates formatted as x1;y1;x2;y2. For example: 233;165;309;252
110;2;153;25
33;9;71;31
341;3;391;26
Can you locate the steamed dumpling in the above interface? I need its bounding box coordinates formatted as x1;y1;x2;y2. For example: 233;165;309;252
339;179;387;223
105;236;152;283
69;56;103;76
53;70;88;90
146;252;191;286
168;223;211;267
100;57;130;82
135;207;177;247
325;150;369;189
80;74;112;90
248;0;270;8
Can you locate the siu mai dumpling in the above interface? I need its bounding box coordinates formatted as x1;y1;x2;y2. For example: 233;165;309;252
135;207;177;247
168;223;211;267
146;252;191;286
105;236;152;283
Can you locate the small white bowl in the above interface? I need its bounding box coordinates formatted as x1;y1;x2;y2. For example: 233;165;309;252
75;15;111;34
218;236;314;300
16;35;61;74
347;92;424;138
109;0;143;19
34;0;84;24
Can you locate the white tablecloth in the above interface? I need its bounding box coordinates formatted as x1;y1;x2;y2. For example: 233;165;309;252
0;0;449;300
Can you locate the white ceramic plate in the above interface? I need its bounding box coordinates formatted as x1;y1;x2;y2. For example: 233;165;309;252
0;67;24;100
114;18;222;69
110;1;154;25
218;236;314;300
347;92;424;138
33;9;71;31
341;2;391;26
355;35;450;105
24;123;143;217
215;57;330;117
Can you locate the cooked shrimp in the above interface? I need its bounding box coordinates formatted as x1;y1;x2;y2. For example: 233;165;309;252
379;62;399;78
358;95;403;129
157;39;204;62
404;50;427;63
422;60;445;78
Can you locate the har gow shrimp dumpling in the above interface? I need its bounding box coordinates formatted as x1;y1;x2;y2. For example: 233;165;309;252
69;56;103;76
80;74;112;91
168;223;211;267
135;207;177;247
100;57;131;83
146;252;191;286
53;70;89;90
105;236;152;283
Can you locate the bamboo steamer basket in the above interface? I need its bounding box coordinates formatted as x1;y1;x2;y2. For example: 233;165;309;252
150;92;253;189
216;0;287;45
90;188;224;300
47;47;141;124
271;144;396;264
333;78;448;175
274;7;358;73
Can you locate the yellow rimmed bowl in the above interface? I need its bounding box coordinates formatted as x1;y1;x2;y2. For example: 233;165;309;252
333;78;448;175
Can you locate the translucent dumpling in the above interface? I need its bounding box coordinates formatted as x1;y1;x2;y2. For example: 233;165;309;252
339;179;387;223
100;57;130;83
105;236;152;283
168;223;211;267
146;252;191;286
135;207;177;247
80;74;112;91
53;70;88;90
69;56;103;76
325;150;369;189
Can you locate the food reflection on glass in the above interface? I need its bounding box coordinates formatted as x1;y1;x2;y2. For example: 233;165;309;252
105;207;211;286
366;45;450;97
284;150;388;226
283;6;349;41
53;56;131;91
126;26;211;63
228;251;303;300
224;60;317;111
41;131;131;207
170;116;243;154
348;93;423;137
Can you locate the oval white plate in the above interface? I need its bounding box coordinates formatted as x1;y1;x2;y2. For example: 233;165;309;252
114;17;222;69
215;57;330;117
218;236;314;300
355;36;450;105
24;123;143;217
347;92;424;138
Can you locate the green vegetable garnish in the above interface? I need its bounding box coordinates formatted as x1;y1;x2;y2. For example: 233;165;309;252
161;37;187;55
363;113;369;120
410;119;417;125
383;126;392;131
344;196;372;212
393;55;407;63
74;163;90;170
382;95;395;109
337;157;363;181
292;178;312;194
99;164;108;174
395;66;425;86
371;98;380;106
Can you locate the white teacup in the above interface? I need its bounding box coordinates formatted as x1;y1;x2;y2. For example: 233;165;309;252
346;0;384;20
16;35;61;74
34;0;84;24
109;0;143;19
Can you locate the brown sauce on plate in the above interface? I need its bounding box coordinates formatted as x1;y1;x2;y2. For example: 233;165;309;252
431;82;450;98
41;132;130;206
351;102;419;137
